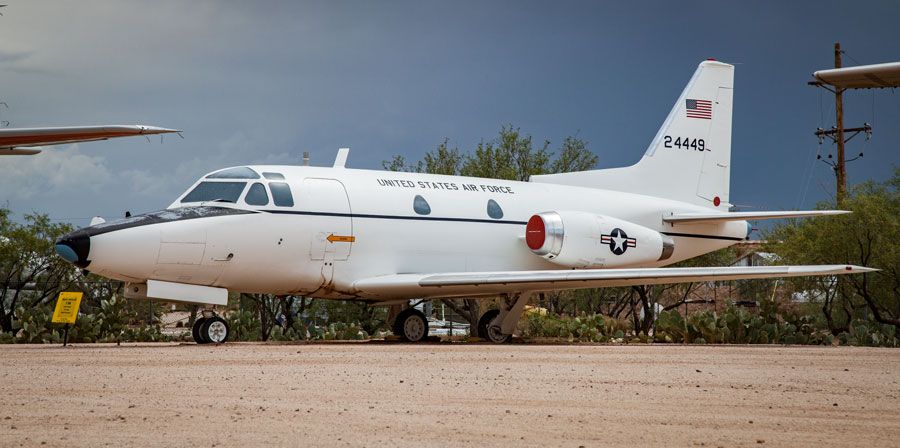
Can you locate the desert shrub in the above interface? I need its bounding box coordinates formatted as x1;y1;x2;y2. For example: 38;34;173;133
842;320;898;347
225;309;260;342
14;305;59;343
521;313;628;342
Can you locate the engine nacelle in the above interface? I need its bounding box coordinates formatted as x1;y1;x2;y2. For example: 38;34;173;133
525;211;675;268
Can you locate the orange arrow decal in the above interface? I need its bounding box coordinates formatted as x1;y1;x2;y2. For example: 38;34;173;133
326;234;355;243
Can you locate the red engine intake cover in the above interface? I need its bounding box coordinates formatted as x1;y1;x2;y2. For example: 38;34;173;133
525;215;546;250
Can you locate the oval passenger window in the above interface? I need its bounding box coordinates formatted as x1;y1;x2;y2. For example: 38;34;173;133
413;195;431;215
487;199;504;219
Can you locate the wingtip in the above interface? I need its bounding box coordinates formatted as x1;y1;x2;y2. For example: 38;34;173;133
137;125;182;134
844;265;879;273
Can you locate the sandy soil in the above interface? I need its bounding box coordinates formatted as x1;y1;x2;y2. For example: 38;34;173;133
0;343;898;447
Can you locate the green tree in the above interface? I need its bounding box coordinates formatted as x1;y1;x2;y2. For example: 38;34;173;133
0;210;76;334
550;135;598;174
460;125;552;181
387;125;597;180
422;139;464;175
766;169;899;334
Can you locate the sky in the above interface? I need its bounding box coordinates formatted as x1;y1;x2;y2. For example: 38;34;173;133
0;0;898;226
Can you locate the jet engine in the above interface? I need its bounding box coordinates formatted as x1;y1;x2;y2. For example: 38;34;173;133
525;211;675;268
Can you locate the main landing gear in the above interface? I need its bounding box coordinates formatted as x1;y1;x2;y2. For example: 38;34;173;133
192;311;230;344
392;307;429;342
390;292;533;343
477;309;510;344
476;292;532;343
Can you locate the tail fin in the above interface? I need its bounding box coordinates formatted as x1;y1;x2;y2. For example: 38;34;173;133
532;60;734;209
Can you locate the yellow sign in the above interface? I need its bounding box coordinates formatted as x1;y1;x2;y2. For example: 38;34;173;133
326;234;355;243
51;292;83;324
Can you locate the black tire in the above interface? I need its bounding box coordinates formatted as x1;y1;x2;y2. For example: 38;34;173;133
393;308;428;342
477;309;511;343
391;310;405;337
192;317;209;344
200;316;230;344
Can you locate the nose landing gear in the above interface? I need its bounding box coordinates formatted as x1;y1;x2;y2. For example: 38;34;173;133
192;312;230;344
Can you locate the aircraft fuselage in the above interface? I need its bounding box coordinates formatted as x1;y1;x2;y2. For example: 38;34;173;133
57;165;748;301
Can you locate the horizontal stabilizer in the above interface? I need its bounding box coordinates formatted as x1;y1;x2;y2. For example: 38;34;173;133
353;264;875;301
663;210;850;224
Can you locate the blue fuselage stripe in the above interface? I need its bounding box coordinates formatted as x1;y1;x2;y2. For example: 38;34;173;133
263;209;527;225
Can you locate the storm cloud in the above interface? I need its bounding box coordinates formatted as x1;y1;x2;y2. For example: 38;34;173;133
1;1;898;225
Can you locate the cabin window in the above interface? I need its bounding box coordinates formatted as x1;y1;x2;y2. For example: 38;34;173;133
487;199;504;219
206;166;260;179
413;195;431;215
244;182;269;206
262;172;285;180
269;182;294;207
181;182;247;203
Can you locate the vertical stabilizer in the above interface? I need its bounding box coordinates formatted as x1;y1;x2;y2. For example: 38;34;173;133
531;60;734;209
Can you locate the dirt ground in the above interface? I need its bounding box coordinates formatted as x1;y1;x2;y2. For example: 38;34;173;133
0;343;898;447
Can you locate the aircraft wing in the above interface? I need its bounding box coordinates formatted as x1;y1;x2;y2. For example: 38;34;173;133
0;125;180;155
663;210;849;224
353;265;874;300
813;62;900;89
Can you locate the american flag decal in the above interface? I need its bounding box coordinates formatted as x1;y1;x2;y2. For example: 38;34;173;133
686;99;712;119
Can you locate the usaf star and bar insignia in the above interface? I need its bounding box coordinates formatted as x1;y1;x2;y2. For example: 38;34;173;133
600;228;637;255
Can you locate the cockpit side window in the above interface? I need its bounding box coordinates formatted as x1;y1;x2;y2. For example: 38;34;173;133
206;167;260;179
244;182;269;206
262;172;285;180
180;182;247;203
269;182;294;207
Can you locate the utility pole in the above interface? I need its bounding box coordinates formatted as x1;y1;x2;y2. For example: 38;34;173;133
833;42;846;205
809;42;873;206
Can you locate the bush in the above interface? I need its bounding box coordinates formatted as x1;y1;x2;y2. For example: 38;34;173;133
653;305;899;346
521;313;628;342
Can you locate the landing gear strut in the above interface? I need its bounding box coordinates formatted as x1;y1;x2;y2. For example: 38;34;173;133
477;292;533;343
192;311;230;344
391;307;429;342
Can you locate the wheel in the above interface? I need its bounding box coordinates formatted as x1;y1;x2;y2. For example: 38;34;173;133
477;309;511;343
393;308;428;342
200;316;230;344
192;317;209;344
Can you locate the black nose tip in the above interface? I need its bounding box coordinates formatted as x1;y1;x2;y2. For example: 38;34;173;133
55;230;91;269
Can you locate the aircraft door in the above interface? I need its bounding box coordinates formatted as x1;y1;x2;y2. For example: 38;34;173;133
303;178;353;285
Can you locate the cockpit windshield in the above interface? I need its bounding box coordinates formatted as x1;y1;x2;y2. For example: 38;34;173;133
181;181;247;203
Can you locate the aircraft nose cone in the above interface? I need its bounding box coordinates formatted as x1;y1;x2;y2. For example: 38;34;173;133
55;230;91;268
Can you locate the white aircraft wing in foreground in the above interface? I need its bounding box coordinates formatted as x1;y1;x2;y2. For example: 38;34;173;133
663;210;850;224
813;61;900;89
353;265;874;300
0;125;180;155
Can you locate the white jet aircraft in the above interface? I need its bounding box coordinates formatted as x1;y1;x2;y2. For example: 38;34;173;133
54;60;873;344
